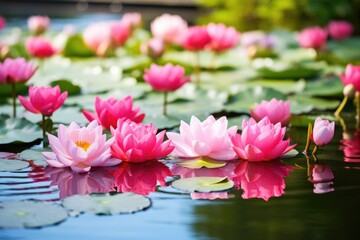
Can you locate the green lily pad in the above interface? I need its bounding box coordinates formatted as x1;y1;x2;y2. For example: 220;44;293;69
227;115;250;130
0;159;29;172
301;76;343;97
176;158;227;169
62;193;151;215
143;114;179;130
24;107;87;125
62;34;94;58
50;79;81;96
172;177;234;193
224;86;287;113
245;79;306;94
257;66;319;79
0;83;28;99
290;115;338;127
19;149;48;166
289;95;340;114
0;117;42;144
0;201;68;228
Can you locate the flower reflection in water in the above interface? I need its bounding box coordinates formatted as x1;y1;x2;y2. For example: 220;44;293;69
233;160;293;201
44;166;114;199
111;161;172;195
340;130;360;162
306;156;334;194
190;192;232;200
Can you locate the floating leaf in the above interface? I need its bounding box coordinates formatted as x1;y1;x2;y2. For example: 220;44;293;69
301;77;343;97
0;83;28;98
227;115;250;130
50;79;81;96
289;96;340;114
0;117;42;144
62;193;151;215
0;201;68;228
62;34;94;57
172;177;234;193
257;66;319;79
143;114;179;130
290;115;338;127
176;158;226;169
0;159;29;172
281;149;299;158
19;149;47;166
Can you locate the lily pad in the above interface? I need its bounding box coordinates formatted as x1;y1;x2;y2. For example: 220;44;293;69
0;201;68;228
172;177;234;193
0;117;42;144
143;114;179;130
290;115;338;127
62;34;94;58
50;79;81;96
289;95;340;114
301;76;343;97
281;149;299;158
0;159;29;172
257;66;319;79
176;158;227;169
19;149;47;166
62;193;151;215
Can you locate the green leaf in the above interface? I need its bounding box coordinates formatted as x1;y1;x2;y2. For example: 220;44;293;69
0;117;42;144
290;115;338;127
176;158;227;169
50;79;81;96
301;76;343;97
289;95;340;114
143;114;179;130
62;34;94;58
257;66;319;79
62;193;151;215
19;149;47;166
0;159;29;172
0;201;68;228
172;177;234;193
0;83;28;99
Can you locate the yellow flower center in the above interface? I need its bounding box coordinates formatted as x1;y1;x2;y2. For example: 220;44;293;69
75;140;91;151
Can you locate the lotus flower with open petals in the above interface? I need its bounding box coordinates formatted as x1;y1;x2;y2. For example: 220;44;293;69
43;121;121;173
340;64;360;91
311;117;335;146
2;58;37;83
83;96;145;130
207;23;239;52
18;85;68;116
166;115;238;160
231;117;296;161
111;119;174;163
151;14;188;45
250;98;291;126
182;26;211;51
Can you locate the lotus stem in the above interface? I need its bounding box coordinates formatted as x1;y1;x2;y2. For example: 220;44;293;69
303;123;313;155
163;91;168;116
306;155;311;181
312;145;319;155
11;83;17;118
42;115;48;148
334;96;348;116
194;52;201;87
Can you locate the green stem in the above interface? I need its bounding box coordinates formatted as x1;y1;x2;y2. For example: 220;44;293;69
11;83;17;118
303;123;313;155
312;145;319;155
334;96;348;116
194;52;201;87
42;115;48;148
306;155;311;181
163;91;168;116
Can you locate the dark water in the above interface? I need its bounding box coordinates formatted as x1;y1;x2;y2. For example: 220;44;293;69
1;115;360;240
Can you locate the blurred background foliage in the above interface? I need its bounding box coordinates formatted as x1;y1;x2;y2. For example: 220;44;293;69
196;0;360;32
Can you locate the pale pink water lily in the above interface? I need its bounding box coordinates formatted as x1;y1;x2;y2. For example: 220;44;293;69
2;58;37;84
182;26;212;51
83;22;113;56
25;36;57;58
27;15;50;35
250;98;291;126
43;121;120;173
311;117;335;147
340;64;360;91
110;119;174;163
297;26;327;50
82;96;145;130
206;23;239;52
18;85;68;116
121;12;142;30
151;14;188;45
231;117;296;161
140;38;165;59
110;21;130;47
166;116;238;160
328;20;353;41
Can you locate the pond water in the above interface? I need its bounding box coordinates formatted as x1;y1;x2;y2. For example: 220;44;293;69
1;114;360;240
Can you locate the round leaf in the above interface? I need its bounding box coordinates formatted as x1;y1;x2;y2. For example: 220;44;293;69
176;158;227;169
0;117;42;144
172;177;234;193
0;159;29;172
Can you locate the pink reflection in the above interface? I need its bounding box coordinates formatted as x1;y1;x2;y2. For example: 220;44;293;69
340;130;360;162
44;167;114;199
190;192;231;200
0;152;17;159
233;160;293;201
171;161;237;179
308;163;334;194
111;161;172;195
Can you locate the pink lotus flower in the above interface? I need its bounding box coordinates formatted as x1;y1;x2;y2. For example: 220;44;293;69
45;167;114;199
297;26;327;50
231;117;296;161
167;116;238;160
122;12;142;30
111;119;174;163
207;23;239;52
250;98;291;126
18;85;68;116
2;58;37;83
25;36;57;58
27;15;50;35
43;121;121;173
82;96;145;130
233;160;293;201
182;26;212;51
340;64;360;91
0;16;6;31
140;38;165;59
328;20;353;40
144;63;190;92
110;21;130;47
0;64;6;84
83;22;113;56
151;14;188;45
311;117;335;146
111;161;171;195
240;31;275;49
